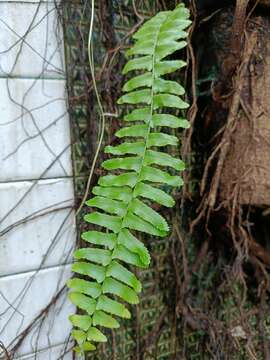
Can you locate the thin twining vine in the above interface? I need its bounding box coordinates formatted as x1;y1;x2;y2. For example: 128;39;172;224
76;0;104;216
67;4;191;354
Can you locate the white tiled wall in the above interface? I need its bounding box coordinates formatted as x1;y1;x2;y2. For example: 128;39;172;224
0;179;75;276
15;344;73;360
0;266;73;356
0;2;65;78
0;79;72;181
0;0;75;358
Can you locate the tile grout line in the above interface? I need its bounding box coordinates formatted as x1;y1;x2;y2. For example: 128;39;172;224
0;262;73;280
0;75;66;81
0;175;73;185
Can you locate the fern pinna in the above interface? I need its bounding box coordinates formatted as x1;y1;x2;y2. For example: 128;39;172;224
68;4;191;354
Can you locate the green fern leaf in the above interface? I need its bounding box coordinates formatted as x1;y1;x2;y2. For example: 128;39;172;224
96;295;131;319
92;186;132;203
101;156;141;171
72;330;87;345
153;93;189;109
74;248;112;266
102;277;139;305
92;311;120;329
129;198;169;232
86;196;127;216
122;55;152;74
155;60;187;76
124;108;151;122
140;166;183;187
122;211;167;237
152;114;190;128
145;150;185;170
153;78;185;95
81;231;116;249
115;124;148;138
106;260;142;292
99;172;138;187
118;90;151;105
118;229;150;266
67;278;102;298
84;212;122;233
68;4;191;353
105;142;145;155
123;72;152;91
69;293;96;315
148;132;179;147
69;315;92;332
112;244;147;268
133;182;175;208
87;327;107;343
72;262;106;283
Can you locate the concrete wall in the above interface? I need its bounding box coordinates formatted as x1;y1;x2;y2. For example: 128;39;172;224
0;1;75;358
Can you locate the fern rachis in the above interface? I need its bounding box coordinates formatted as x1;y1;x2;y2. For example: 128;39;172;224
68;4;191;354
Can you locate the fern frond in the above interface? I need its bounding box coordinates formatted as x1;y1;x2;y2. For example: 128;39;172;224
68;4;191;354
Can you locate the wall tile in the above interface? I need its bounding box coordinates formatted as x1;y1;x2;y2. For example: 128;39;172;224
0;2;65;78
0;78;72;181
0;178;76;276
0;265;74;358
15;344;73;360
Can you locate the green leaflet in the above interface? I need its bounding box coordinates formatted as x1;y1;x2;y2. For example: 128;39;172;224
123;75;185;95
106;260;142;293
156;40;187;61
153;78;185;95
81;231;117;249
69;293;96;315
123;72;152;92
116;124;148;138
134;182;175;207
152;114;190;128
87;327;107;343
112;244;147;268
122;211;167;237
74;248;112;266
158;29;188;42
87;196;127;217
140;166;183;187
145;150;185;171
135;28;188;44
122;55;152;74
125;39;156;57
118;89;151;105
124;108;151;122
148;132;178;147
102;156;142;172
105;142;145;155
130;198;169;232
132;12;169;39
118;229;150;266
67;278;102;298
153;94;189;109
155;60;187;76
74;342;96;354
99;172;137;187
84;212;122;233
69;314;92;332
96;295;131;319
72;330;87;345
72;262;106;283
102;277;139;304
68;4;190;353
93;311;120;329
92;186;132;203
